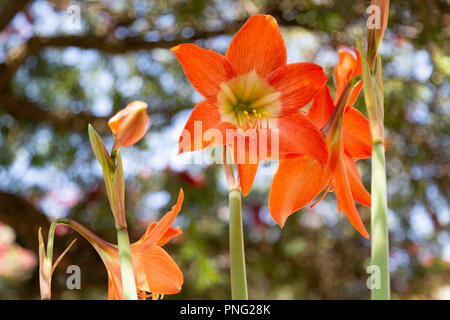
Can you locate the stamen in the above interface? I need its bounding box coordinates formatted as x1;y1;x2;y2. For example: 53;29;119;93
217;71;282;129
245;116;251;130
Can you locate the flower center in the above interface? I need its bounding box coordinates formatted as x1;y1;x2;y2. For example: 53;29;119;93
217;71;281;129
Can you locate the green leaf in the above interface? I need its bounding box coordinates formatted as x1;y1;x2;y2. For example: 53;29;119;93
88;124;114;176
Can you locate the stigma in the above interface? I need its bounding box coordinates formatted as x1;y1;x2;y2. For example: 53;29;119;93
217;71;281;130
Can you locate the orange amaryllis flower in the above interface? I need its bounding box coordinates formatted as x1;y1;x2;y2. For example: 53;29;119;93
269;49;372;238
108;101;149;149
172;15;328;196
64;189;184;300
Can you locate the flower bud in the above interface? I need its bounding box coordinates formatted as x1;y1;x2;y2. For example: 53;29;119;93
367;0;389;69
108;101;149;148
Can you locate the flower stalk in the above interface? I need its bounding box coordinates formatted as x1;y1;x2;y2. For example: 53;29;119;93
358;8;390;297
88;124;138;300
222;146;248;300
229;188;248;300
116;227;138;300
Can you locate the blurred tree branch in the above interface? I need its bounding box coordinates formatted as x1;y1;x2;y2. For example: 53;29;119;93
0;0;31;31
0;92;109;133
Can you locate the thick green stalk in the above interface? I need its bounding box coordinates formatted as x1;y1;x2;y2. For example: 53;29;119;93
229;189;248;300
116;227;138;300
371;141;390;299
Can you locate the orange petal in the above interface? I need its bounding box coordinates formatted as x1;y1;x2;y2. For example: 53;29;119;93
346;80;363;109
136;189;184;247
331;149;369;238
236;162;258;197
269;156;325;227
226;15;286;78
171;44;235;101
179;100;234;154
267;62;328;114
276;112;328;165
334;49;359;102
344;153;371;207
107;268;123;300
156;226;182;246
132;245;183;295
135;222;182;247
343;107;372;159
306;85;335;129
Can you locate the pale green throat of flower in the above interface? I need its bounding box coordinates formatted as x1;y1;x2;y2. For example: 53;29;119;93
217;71;281;129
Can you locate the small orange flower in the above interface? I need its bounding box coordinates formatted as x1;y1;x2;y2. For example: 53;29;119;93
108;101;149;148
269;49;372;238
66;189;184;299
172;15;328;196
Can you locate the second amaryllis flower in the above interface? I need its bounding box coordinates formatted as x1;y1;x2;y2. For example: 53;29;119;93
172;14;328;196
269;48;372;238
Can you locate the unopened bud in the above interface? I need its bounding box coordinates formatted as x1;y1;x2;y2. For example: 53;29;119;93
367;0;389;69
108;101;149;148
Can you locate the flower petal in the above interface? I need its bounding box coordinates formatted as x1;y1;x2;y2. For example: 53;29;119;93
329;147;369;238
107;268;123;300
132;245;183;295
345;153;371;207
136;189;184;247
306;85;335;129
236;163;258;197
347;80;363;109
171;44;235;101
267;62;328;113
135;222;182;247
226;15;286;78
276;112;328;165
343;107;372;159
179;100;234;154
269;156;325;227
334;49;360;101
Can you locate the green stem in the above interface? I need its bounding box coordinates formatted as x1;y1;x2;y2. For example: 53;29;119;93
46;220;58;265
116;227;138;300
229;189;248;300
371;141;390;300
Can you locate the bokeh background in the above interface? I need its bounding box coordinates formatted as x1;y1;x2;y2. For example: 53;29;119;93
0;0;448;300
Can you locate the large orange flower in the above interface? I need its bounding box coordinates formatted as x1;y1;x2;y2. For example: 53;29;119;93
269;49;372;238
64;190;184;299
172;15;328;196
